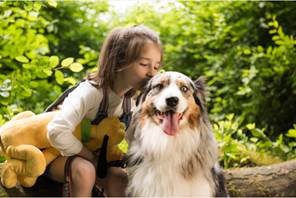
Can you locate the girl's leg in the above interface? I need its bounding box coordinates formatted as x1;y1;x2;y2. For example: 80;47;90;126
47;156;96;196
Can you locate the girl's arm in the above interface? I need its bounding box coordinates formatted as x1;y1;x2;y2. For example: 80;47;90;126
47;81;102;157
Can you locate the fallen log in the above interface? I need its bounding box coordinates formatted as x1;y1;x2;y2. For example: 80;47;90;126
224;159;296;196
1;159;295;196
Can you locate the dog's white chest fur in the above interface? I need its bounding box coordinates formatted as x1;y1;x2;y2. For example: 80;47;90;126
127;122;214;197
128;161;212;197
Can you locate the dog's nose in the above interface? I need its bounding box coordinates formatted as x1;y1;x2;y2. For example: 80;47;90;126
166;97;179;107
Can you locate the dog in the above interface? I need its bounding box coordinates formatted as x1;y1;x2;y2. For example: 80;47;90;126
125;71;228;197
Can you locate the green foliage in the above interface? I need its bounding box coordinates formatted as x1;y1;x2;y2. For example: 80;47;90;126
0;1;108;122
41;0;109;64
214;114;296;168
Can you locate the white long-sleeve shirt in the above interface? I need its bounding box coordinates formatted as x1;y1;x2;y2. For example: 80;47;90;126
47;80;126;156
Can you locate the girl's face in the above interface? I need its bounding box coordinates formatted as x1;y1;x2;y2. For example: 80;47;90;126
124;41;162;89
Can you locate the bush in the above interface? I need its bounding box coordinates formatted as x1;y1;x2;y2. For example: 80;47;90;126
214;114;296;168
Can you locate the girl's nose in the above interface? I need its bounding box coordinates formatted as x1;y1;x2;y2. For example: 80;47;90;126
146;72;153;79
150;65;158;76
145;66;153;78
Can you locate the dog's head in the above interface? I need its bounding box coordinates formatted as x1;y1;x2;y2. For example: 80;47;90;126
137;71;206;136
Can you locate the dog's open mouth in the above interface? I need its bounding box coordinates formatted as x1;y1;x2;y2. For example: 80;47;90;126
154;109;183;136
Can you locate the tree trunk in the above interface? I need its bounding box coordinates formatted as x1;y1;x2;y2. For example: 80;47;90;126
1;160;296;197
224;159;296;196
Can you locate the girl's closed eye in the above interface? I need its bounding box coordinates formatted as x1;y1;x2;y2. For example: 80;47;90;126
140;63;149;67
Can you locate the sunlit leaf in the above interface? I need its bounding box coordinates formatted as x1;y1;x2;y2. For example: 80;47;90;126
55;70;64;85
47;0;57;8
69;62;83;72
22;64;32;69
246;123;255;130
16;56;29;63
49;56;59;68
61;57;74;67
286;129;296;138
64;77;77;85
226;114;234;121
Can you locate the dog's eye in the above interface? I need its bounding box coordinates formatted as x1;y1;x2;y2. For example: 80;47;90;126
153;83;164;91
180;86;189;93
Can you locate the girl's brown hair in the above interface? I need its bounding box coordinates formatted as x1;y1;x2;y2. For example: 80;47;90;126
87;25;163;90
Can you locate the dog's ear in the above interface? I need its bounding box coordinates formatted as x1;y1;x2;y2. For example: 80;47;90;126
194;76;206;93
192;76;207;112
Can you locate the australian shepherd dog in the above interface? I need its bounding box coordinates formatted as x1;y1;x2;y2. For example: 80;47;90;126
126;71;228;197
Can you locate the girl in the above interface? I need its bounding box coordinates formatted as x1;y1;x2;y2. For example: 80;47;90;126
46;25;163;196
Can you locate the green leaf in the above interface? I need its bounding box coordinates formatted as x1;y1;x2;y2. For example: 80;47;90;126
269;29;277;34
16;56;29;63
28;11;38;21
33;2;42;11
23;64;32;69
69;62;83;72
286;129;296;138
47;0;57;7
246;123;255;130
250;128;267;140
49;56;59;68
272;35;280;41
64;77;77;85
288;142;296;147
226;114;234;121
274;20;279;28
61;57;74;67
40;69;52;78
243;48;251;55
55;70;64;85
22;87;32;97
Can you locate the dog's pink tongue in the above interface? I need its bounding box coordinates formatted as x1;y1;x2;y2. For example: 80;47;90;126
162;112;179;136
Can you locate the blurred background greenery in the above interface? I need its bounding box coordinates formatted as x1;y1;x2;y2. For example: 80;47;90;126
0;0;295;168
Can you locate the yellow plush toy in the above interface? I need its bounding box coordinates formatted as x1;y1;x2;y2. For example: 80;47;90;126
0;110;125;188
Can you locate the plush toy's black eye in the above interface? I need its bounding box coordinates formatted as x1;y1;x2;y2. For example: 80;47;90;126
180;86;189;93
153;83;164;91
